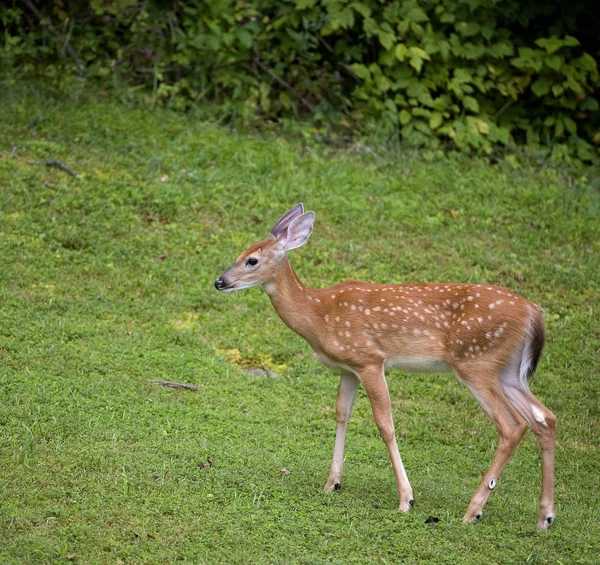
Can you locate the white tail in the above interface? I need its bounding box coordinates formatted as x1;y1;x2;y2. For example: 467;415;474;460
215;204;556;530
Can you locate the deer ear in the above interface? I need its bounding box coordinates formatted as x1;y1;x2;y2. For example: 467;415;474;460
279;212;315;251
269;203;304;239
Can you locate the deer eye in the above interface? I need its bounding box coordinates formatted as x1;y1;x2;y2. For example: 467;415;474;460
246;257;259;266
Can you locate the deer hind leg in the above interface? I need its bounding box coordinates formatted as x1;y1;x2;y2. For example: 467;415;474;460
361;364;414;512
325;370;360;492
455;366;528;524
500;367;556;530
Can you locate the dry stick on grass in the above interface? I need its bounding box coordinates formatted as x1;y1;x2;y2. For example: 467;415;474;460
22;0;85;73
28;159;78;177
149;380;199;391
1;151;78;177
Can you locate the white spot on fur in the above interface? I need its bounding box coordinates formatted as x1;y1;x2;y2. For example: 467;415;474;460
531;404;548;427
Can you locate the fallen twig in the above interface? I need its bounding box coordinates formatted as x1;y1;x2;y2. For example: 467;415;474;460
149;380;199;391
1;150;78;176
28;159;78;176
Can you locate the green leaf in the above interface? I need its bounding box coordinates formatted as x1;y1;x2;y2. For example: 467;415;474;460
582;97;599;111
351;63;370;80
237;30;254;49
545;55;562;71
408;46;430;61
350;1;371;18
535;36;564;55
296;0;317;8
491;125;510;145
417;91;434;107
531;76;552;97
395;44;409;61
536;35;579;55
551;84;564;97
457;21;480;37
473;119;489;135
413;119;431;135
454;68;472;83
564;117;577;135
429;112;443;130
377;29;395;50
409;55;423;73
405;7;428;23
563;35;581;47
399;109;412;125
432;95;451;112
463;96;479;113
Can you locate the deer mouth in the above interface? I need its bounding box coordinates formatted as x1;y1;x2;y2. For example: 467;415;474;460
219;283;237;292
215;277;236;292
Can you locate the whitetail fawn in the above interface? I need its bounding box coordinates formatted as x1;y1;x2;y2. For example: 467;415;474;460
215;204;556;529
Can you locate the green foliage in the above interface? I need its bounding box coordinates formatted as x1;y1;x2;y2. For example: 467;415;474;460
1;0;599;159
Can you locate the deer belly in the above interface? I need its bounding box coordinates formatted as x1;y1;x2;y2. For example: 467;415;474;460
384;356;452;373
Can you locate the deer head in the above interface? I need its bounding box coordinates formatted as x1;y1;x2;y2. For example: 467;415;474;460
214;203;314;292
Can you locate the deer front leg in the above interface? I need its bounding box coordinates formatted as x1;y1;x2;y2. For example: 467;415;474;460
325;370;360;492
362;364;414;512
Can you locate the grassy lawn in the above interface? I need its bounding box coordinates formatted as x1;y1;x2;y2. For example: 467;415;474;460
1;87;599;564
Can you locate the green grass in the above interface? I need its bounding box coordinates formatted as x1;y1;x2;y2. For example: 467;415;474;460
1;87;599;564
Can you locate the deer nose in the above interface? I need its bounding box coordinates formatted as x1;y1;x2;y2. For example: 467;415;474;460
215;277;226;290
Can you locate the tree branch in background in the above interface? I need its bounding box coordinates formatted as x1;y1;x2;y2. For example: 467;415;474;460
22;0;85;73
252;54;314;112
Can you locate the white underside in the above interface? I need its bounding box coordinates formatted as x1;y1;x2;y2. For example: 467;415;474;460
384;356;452;373
313;352;361;377
313;351;451;376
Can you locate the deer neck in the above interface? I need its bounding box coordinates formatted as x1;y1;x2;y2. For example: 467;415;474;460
263;258;319;344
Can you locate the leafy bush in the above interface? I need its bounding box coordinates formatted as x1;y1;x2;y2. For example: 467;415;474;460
2;0;598;159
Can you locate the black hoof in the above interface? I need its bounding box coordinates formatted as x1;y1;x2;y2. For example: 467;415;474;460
333;482;341;491
475;513;482;521
409;499;415;507
546;516;553;525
